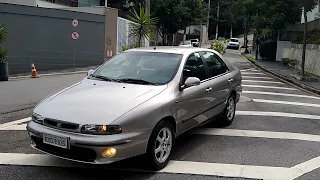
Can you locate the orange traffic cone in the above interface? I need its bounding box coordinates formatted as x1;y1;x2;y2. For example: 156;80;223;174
31;62;39;78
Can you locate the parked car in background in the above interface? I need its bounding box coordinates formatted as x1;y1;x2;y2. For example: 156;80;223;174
190;39;200;47
179;40;193;47
27;47;242;171
227;38;240;49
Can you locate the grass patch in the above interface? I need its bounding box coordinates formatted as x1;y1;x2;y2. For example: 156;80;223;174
245;56;256;64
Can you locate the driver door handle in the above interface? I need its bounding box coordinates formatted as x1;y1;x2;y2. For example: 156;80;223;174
228;79;234;83
205;87;212;93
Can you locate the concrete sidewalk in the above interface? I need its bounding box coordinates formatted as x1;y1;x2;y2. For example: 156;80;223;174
243;51;320;95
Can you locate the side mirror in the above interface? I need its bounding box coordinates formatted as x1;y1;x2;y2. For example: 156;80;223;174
87;69;95;76
181;77;201;89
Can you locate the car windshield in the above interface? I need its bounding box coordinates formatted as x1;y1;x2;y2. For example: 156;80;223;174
180;41;191;45
91;52;182;85
190;40;198;42
230;39;239;42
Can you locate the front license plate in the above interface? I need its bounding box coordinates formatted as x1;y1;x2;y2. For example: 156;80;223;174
43;133;69;149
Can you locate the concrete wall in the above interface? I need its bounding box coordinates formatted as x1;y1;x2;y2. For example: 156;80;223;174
37;1;68;8
0;0;36;6
282;44;320;76
301;5;320;23
276;41;292;62
0;3;106;74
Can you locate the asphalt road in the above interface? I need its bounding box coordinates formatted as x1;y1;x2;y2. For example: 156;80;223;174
1;49;320;180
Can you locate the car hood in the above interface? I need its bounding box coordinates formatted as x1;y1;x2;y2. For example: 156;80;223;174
35;78;167;125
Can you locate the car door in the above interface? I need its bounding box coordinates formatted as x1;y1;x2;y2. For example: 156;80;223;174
175;52;214;135
199;51;232;117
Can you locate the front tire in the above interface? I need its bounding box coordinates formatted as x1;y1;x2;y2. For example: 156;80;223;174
219;95;236;126
146;121;174;170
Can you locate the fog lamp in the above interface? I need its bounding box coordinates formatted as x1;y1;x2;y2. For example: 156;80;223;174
102;147;117;158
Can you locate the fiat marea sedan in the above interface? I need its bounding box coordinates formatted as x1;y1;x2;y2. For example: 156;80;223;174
27;47;242;170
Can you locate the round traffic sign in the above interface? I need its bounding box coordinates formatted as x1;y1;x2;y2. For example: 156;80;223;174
72;19;79;27
71;31;79;40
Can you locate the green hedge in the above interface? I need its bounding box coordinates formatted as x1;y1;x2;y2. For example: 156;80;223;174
259;40;277;60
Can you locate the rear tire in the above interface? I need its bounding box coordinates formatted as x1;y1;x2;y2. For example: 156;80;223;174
219;94;236;126
146;121;175;170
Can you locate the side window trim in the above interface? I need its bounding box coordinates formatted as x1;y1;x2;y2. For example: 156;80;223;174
180;52;210;84
201;51;230;78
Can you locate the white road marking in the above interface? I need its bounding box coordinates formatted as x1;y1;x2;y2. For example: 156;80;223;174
253;99;320;108
242;85;298;91
0;124;27;131
0;117;31;129
242;91;320;100
287;156;320;179
236;111;320;120
241;72;265;75
240;68;259;72
191;128;320;142
242;76;273;80
0;153;290;180
242;80;284;84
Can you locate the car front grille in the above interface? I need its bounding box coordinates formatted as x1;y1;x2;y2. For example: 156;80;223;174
44;118;79;131
31;136;97;162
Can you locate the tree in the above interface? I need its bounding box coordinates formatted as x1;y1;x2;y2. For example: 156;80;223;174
231;0;256;53
299;0;318;76
0;24;8;63
127;7;158;47
152;0;208;45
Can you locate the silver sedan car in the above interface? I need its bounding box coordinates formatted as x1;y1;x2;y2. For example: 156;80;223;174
27;47;242;170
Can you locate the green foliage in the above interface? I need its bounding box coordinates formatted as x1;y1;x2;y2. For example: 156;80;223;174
210;41;226;54
281;58;299;67
245;56;255;63
152;0;208;45
121;44;140;52
0;24;8;63
127;7;158;47
292;34;320;44
259;40;277;60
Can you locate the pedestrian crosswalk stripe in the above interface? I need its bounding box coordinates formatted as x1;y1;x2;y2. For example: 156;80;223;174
242;76;273;80
242;85;298;91
0;117;30;129
252;99;320;108
242;80;284;84
191;128;320;142
242;91;320;100
0;153;289;179
236;111;320;120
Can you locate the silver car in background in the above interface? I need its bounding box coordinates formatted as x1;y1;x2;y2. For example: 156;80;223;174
27;47;242;170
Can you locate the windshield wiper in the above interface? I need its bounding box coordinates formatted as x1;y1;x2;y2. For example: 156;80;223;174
117;78;158;85
90;75;121;82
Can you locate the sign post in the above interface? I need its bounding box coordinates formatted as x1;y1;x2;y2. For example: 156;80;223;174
71;19;79;71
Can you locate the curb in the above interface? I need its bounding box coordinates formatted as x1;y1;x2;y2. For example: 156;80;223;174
9;71;87;80
241;53;320;96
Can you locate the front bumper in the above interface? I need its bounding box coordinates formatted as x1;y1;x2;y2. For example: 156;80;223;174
27;121;152;164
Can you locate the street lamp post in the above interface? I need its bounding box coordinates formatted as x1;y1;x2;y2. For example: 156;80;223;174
207;0;210;43
215;1;220;40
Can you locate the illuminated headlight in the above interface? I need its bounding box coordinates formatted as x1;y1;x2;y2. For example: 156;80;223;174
32;112;44;124
81;124;122;135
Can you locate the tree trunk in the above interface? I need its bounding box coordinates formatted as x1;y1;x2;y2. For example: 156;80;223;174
301;5;307;76
183;27;187;41
244;17;249;53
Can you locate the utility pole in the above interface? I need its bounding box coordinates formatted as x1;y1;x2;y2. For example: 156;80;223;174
206;0;211;43
105;0;107;7
215;1;220;40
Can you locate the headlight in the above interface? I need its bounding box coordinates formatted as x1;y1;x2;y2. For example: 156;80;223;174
81;124;122;135
32;112;44;124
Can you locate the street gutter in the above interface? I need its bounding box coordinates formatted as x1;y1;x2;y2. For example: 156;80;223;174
9;71;87;80
240;53;320;96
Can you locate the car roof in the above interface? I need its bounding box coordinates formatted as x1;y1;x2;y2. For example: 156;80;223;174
126;46;211;55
